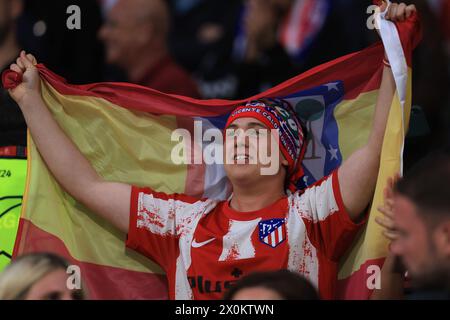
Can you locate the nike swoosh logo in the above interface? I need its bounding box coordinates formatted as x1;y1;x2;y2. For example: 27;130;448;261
192;238;215;248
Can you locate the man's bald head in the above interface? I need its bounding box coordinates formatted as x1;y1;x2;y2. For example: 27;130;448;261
0;0;23;46
99;0;170;67
112;0;170;39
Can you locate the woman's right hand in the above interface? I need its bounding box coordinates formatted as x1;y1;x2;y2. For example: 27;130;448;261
8;50;41;107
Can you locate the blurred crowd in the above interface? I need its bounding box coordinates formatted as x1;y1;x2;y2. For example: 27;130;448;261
0;0;449;300
1;0;449;153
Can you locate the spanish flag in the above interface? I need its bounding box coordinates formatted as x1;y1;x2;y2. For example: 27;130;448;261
3;11;420;299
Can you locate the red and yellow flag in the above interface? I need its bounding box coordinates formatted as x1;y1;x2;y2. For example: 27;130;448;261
4;11;420;299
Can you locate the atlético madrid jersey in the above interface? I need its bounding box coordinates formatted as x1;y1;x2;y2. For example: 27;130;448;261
126;170;365;300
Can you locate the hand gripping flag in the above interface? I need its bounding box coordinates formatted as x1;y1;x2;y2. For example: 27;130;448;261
3;8;421;299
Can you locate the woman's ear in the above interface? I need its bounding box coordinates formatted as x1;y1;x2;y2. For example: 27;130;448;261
437;221;450;256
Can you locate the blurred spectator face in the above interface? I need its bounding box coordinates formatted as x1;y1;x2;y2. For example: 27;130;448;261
245;0;292;35
0;253;85;300
391;196;434;275
0;0;22;46
245;0;279;44
224;270;319;300
232;286;283;300
391;194;450;284
98;0;164;67
24;269;75;300
243;0;293;56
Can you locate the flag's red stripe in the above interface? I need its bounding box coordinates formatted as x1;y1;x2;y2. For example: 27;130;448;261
35;43;386;117
13;219;168;300
12;217;26;259
336;257;385;300
76;259;167;299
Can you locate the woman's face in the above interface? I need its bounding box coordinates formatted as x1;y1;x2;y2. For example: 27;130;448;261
24;269;78;300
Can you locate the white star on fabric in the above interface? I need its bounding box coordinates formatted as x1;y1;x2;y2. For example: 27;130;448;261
328;145;339;161
325;82;340;92
303;175;309;185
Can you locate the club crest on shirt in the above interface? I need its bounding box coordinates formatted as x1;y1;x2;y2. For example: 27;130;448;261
258;218;286;248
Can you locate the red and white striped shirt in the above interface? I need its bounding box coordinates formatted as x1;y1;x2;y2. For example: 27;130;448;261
126;170;365;300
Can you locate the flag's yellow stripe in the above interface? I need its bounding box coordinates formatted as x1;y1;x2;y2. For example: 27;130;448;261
25;80;189;273
338;69;412;278
334;91;378;161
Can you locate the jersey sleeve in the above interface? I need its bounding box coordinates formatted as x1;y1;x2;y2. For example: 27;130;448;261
293;169;368;262
126;186;213;270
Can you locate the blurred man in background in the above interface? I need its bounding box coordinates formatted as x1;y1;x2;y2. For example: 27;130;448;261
18;0;104;84
168;0;241;99
99;0;200;98
0;0;22;71
233;0;297;99
377;151;450;300
0;0;26;150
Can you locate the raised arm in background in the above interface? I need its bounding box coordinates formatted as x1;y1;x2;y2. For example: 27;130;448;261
338;2;417;222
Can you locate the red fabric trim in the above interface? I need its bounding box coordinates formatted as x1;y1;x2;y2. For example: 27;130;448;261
14;219;168;299
12;218;25;259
